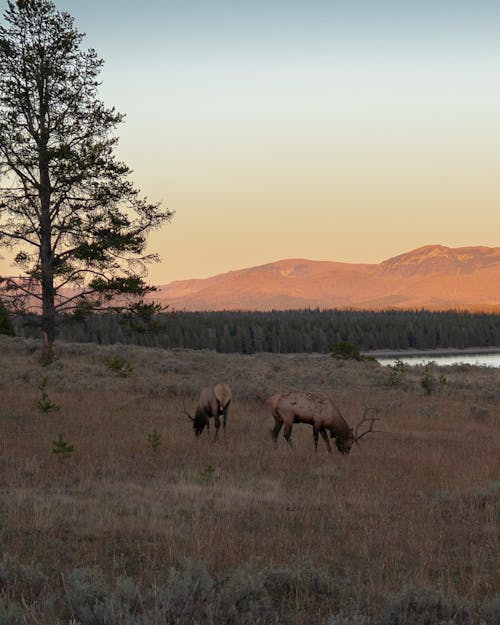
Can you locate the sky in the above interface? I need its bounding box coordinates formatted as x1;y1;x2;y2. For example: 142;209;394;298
1;0;500;284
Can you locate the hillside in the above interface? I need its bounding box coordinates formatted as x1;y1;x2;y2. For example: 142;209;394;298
154;245;500;311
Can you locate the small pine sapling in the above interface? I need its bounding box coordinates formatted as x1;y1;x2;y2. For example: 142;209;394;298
106;356;134;378
147;429;161;452
37;378;59;413
198;464;218;483
387;359;408;386
421;364;447;395
52;434;75;461
421;367;434;395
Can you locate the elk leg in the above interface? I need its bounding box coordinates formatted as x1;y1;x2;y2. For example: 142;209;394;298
222;400;231;429
313;428;320;452
214;415;221;440
320;428;332;453
272;421;283;447
283;424;293;447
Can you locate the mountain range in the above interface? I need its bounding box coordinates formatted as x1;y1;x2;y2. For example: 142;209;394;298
152;245;500;312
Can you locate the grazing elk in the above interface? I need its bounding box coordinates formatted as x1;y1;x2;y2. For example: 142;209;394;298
269;390;380;454
183;382;232;438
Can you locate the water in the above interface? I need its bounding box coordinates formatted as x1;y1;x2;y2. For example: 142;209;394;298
376;352;500;368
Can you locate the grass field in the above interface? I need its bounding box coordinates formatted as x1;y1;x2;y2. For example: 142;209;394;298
0;335;499;624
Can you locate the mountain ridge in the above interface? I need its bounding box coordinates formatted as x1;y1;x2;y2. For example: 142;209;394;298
152;245;500;311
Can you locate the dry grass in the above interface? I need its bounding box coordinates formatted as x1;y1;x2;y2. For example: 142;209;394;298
0;335;499;621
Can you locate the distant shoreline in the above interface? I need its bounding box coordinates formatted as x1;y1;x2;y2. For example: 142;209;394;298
364;346;500;358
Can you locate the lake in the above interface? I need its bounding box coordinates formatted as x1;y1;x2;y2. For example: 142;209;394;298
375;352;500;368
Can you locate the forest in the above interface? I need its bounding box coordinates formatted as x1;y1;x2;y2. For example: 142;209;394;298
9;308;500;353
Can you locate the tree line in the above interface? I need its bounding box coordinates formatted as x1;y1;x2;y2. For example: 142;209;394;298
9;309;500;354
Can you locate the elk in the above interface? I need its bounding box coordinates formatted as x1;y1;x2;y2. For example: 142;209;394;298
183;382;232;438
269;390;380;454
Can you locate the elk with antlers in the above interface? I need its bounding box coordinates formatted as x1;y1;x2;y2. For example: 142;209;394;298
183;382;232;438
269;390;380;454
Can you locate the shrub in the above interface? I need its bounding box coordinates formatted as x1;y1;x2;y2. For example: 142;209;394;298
0;554;48;599
387;359;408;386
421;367;435;395
106;355;134;377
197;464;219;483
479;594;500;625
471;481;500;509
64;567;141;625
145;558;215;624
147;428;161;451
61;559;326;625
37;377;59;413
0;602;24;625
331;342;366;361
213;565;273;625
52;434;75;461
263;561;336;619
0;559;498;625
381;586;473;625
420;363;447;396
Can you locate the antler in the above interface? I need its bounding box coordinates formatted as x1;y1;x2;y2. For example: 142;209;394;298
182;410;194;421
181;393;194;422
354;406;383;443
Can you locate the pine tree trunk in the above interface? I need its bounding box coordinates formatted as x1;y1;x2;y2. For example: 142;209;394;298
41;262;56;364
40;202;56;363
39;100;55;363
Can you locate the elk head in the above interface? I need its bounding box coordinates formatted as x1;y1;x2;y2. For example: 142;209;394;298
182;397;205;436
334;427;356;455
184;411;206;436
181;383;231;438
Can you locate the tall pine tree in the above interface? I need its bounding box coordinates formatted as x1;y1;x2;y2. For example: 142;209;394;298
0;0;172;361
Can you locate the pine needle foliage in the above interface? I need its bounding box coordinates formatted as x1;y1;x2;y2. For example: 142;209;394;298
147;428;161;451
37;377;59;413
52;433;74;461
106;355;134;377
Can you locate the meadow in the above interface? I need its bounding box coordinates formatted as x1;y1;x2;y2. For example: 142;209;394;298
0;335;499;624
